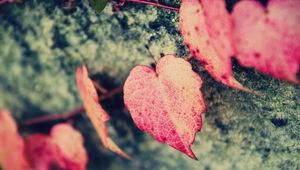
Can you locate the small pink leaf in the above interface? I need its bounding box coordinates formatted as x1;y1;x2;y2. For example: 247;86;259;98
0;109;30;170
0;0;17;5
51;124;88;170
124;55;206;159
179;0;249;91
25;134;58;170
232;0;300;82
76;65;131;159
25;124;88;170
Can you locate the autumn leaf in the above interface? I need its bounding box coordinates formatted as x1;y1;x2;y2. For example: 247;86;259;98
76;65;110;147
51;124;88;170
232;0;300;83
179;0;250;91
123;55;206;159
0;109;31;170
76;65;131;159
25;123;88;170
25;134;59;170
0;0;20;5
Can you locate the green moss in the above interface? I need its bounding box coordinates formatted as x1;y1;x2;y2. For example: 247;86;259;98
0;0;299;170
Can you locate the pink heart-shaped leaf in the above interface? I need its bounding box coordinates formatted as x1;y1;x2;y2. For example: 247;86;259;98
124;55;206;159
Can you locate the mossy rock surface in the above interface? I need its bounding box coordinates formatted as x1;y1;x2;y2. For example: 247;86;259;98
0;0;299;170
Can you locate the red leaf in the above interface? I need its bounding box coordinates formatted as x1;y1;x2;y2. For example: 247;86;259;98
0;109;30;170
124;55;206;159
179;0;249;91
76;65;131;159
0;0;17;5
51;124;88;170
25;134;58;170
232;0;300;83
25;124;88;170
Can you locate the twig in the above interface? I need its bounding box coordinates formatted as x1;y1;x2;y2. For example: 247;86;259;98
99;85;124;101
22;106;84;126
93;81;108;94
22;86;124;126
184;54;193;61
125;0;179;11
145;45;157;64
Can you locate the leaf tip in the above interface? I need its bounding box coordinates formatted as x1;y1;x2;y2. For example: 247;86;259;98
106;137;133;160
187;150;198;160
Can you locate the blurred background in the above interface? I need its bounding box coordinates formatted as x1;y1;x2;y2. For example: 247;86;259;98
0;0;299;169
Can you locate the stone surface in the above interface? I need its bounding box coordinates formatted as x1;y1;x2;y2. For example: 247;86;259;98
0;0;299;170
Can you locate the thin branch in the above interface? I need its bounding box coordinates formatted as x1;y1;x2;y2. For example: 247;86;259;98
184;54;194;61
93;81;108;94
125;0;179;11
22;85;124;126
144;45;157;64
99;85;124;101
22;106;84;126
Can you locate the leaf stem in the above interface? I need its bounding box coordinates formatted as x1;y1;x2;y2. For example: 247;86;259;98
125;0;179;11
93;81;108;94
184;54;193;61
22;85;124;126
22;106;84;126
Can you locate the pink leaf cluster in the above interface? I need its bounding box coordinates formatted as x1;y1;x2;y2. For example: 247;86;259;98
179;0;300;85
2;0;298;165
124;0;299;160
179;0;250;91
124;55;206;159
0;110;87;170
25;124;88;170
